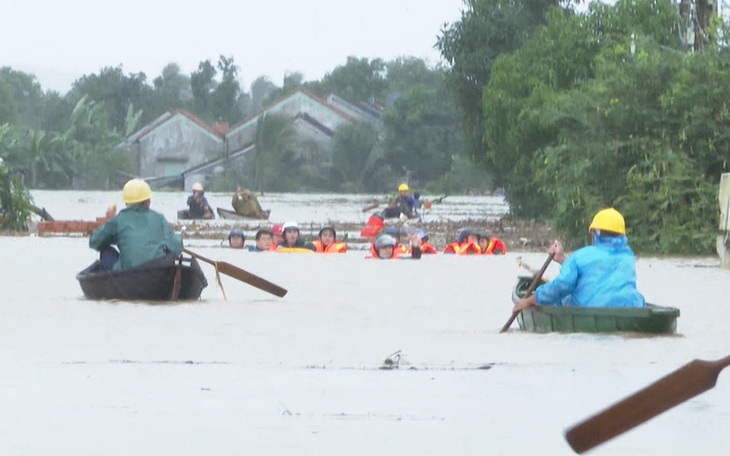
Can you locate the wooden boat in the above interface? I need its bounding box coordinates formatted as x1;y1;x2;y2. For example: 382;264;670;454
177;209;215;220
511;276;679;334
76;255;207;301
216;207;271;220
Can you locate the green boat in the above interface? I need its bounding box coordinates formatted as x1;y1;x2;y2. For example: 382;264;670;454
511;276;680;334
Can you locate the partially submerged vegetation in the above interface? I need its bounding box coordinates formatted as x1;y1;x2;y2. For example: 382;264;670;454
0;159;33;231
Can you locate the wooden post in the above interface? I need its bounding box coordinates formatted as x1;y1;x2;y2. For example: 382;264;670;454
719;173;730;269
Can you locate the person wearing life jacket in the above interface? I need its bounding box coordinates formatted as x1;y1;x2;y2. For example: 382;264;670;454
477;230;506;255
277;221;306;248
227;229;245;249
367;233;422;260
380;226;407;253
269;223;284;251
443;228;481;255
307;226;347;253
186;182;214;219
407;228;437;255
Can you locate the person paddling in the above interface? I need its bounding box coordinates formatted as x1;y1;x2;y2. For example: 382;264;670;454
513;208;645;311
89;179;182;270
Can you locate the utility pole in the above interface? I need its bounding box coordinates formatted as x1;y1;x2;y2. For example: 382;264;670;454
678;0;718;51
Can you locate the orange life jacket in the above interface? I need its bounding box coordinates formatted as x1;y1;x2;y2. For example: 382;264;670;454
443;242;481;255
482;237;507;255
366;243;402;259
408;242;437;254
360;215;384;238
311;240;347;253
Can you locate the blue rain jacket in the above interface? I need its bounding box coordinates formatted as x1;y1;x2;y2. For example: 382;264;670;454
89;205;182;270
534;234;645;308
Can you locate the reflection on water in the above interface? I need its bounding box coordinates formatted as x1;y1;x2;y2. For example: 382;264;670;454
2;193;729;455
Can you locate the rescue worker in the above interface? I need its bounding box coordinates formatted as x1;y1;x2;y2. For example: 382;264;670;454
513;208;646;310
381;183;417;219
232;187;268;219
307;226;347;253
89;179;182;270
186;182;214;219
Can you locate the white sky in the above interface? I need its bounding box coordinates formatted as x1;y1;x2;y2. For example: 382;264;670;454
2;0;465;94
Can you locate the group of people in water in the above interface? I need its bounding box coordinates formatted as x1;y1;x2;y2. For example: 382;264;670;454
225;223;504;259
89;178;645;308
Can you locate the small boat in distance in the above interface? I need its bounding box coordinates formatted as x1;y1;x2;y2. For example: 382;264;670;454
510;276;679;335
77;256;207;301
216;207;271;220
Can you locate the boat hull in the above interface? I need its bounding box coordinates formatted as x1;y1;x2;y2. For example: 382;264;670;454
216;207;270;220
76;256;207;301
511;276;679;334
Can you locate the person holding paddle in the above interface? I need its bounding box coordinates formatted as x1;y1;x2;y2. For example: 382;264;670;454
89;179;182;271
186;182;214;219
512;208;645;312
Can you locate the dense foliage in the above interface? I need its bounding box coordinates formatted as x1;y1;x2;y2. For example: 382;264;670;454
440;0;729;254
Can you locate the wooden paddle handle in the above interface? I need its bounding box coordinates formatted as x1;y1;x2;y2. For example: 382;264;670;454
499;253;555;333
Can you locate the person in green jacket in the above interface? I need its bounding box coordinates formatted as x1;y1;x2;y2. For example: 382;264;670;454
89;179;183;270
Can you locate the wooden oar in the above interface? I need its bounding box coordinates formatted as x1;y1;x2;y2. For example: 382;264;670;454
183;248;287;297
499;253;554;333
565;354;730;454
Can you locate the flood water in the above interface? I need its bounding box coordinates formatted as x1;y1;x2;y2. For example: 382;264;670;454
1;191;729;455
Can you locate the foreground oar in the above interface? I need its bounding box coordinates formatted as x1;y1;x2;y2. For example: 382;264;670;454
183;248;287;297
499;253;554;333
565;354;730;453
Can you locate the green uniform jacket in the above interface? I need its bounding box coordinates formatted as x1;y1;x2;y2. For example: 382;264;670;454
89;205;183;270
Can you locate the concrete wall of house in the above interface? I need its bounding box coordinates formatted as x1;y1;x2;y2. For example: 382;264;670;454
226;92;351;152
137;115;223;178
326;94;374;123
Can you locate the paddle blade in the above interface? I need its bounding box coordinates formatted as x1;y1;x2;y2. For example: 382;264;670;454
565;357;730;454
216;262;288;297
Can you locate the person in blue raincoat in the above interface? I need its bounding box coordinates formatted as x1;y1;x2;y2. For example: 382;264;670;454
513;208;645;311
90;179;183;270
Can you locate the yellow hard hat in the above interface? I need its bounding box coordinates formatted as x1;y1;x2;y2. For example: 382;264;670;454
192;182;203;192
122;179;152;204
589;208;625;235
398;183;409;192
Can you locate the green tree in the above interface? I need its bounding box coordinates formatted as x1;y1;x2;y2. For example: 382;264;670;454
381;83;463;185
249;114;298;191
437;0;565;163
0;157;34;231
0;67;45;129
152;63;192;114
69;66;154;133
331;121;379;191
316;56;387;103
